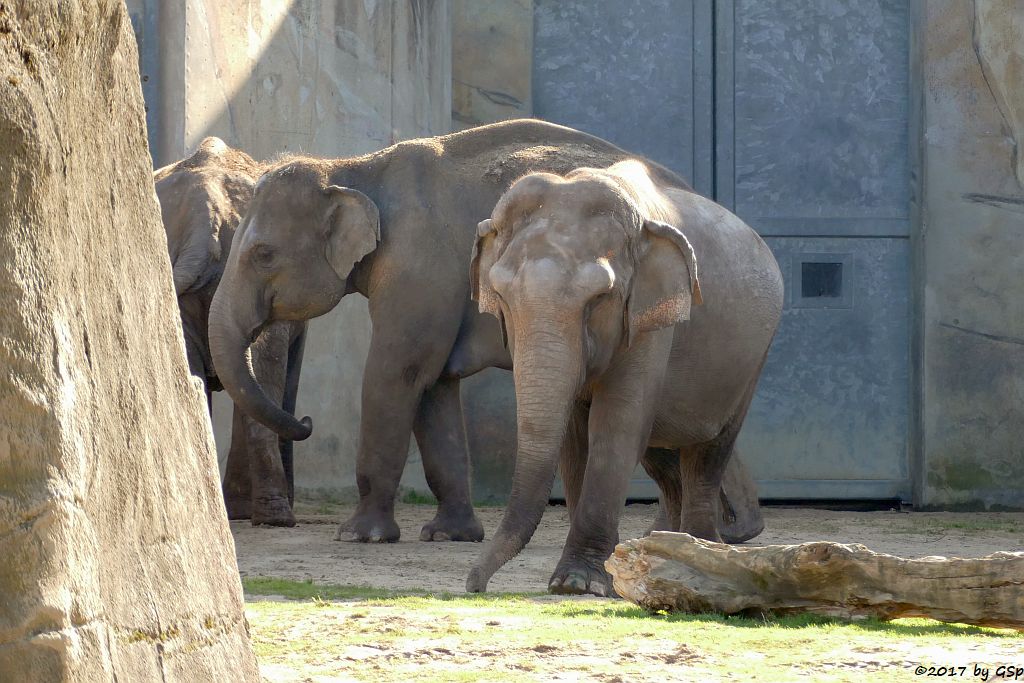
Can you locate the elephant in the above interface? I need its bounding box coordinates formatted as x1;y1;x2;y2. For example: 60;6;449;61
464;159;784;596
206;118;765;545
154;137;306;526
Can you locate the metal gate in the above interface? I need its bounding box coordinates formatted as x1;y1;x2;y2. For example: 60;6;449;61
534;0;912;500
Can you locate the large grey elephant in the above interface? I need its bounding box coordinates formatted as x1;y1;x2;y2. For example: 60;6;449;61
465;160;784;596
207;119;764;544
155;137;305;526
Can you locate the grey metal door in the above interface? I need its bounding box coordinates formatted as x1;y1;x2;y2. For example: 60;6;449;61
533;0;714;197
718;0;911;500
534;0;912;501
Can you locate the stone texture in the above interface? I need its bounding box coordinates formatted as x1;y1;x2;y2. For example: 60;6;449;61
974;0;1024;187
0;2;258;680
452;0;532;129
607;533;1024;630
915;0;1024;508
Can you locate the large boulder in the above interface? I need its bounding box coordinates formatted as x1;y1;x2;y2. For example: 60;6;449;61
0;2;258;681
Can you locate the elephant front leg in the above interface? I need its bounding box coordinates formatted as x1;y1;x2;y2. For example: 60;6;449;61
222;408;252;520
413;377;484;542
247;323;295;527
336;286;464;543
549;434;642;597
551;391;662;595
335;351;431;543
550;336;669;597
246;412;296;527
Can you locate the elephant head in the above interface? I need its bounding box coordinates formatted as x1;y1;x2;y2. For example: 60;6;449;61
466;161;702;591
155;137;261;391
208;160;380;441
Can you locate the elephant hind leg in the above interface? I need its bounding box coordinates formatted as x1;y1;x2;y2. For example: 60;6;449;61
716;450;764;543
641;447;682;535
222;408;252;520
678;434;736;542
679;368;770;544
643;445;764;543
414;377;484;542
278;321;307;507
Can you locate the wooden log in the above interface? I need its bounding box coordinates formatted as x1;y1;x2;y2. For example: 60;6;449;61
606;532;1024;630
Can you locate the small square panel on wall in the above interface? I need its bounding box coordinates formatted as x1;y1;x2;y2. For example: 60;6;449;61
791;253;854;309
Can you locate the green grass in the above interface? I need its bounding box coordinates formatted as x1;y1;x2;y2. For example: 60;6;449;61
245;578;1023;683
400;490;440;506
242;577;420;601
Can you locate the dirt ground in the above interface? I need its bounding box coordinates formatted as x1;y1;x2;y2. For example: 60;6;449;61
232;503;1024;593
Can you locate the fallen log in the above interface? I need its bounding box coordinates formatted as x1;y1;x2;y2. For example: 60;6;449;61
605;532;1024;630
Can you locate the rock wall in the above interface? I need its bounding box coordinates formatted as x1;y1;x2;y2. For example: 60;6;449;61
914;0;1024;508
0;2;258;680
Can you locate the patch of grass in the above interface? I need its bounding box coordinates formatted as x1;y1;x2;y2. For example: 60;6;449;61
399;489;439;506
243;577;544;603
245;579;1023;682
291;498;346;517
242;577;424;601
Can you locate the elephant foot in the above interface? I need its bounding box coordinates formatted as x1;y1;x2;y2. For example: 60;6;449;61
251;495;296;527
644;503;675;536
548;557;617;598
680;517;722;543
224;496;252;521
419;508;484;542
334;509;400;543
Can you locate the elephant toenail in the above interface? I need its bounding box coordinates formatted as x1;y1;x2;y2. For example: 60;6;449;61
567;574;587;592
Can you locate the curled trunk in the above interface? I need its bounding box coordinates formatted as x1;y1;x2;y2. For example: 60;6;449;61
208;285;312;441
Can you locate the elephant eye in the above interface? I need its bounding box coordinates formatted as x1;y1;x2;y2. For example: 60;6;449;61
250;243;275;267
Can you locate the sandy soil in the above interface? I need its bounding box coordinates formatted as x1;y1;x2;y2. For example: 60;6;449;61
232;503;1024;594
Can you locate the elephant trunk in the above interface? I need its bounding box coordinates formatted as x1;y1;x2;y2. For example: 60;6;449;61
467;324;582;592
208;282;312;441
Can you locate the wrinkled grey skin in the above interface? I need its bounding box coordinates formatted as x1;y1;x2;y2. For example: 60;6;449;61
155;137;306;526
466;160;784;596
208;119;708;544
644;447;764;544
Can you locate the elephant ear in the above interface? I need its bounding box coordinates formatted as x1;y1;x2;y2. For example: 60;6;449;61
470;218;509;347
160;173;232;296
324;186;380;281
623;219;703;347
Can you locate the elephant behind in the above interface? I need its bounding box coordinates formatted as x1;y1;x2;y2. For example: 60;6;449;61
154;137;305;526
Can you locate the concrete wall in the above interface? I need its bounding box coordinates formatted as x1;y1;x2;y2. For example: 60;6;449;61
128;0;453;499
451;0;532;129
913;0;1024;508
124;0;1024;509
